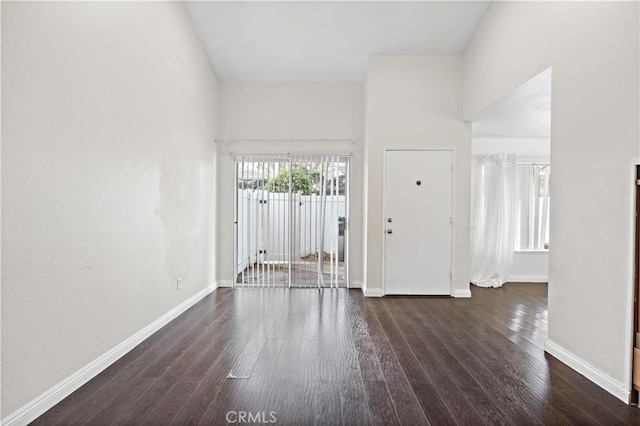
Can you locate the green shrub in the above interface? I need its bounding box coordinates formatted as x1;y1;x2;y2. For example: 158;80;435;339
264;166;313;195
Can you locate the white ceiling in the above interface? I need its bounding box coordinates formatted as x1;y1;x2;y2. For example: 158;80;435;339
184;1;492;81
471;68;552;139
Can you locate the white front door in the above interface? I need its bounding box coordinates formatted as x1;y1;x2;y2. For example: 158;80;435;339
384;150;453;295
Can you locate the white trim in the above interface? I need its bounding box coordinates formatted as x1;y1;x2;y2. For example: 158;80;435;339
450;149;457;296
507;275;548;283
381;148;387;295
363;288;384;297
452;289;472;298
624;159;640;398
350;280;362;289
513;249;549;254
218;138;357;144
544;339;630;404
345;157;352;291
232;153;239;291
1;283;218;426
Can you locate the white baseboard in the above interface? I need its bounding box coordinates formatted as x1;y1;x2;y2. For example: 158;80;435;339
544;339;630;403
2;283;218;426
350;280;362;289
363;288;384;297
507;275;549;283
216;280;234;288
452;289;472;298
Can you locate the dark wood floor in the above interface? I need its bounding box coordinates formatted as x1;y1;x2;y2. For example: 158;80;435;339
34;283;640;425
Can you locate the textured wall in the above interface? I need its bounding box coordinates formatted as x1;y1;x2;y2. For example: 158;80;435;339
1;2;218;416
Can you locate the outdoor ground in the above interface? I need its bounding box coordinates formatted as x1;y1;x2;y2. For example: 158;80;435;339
236;257;345;288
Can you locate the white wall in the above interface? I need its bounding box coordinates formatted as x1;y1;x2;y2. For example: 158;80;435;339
1;2;218;418
363;55;471;297
472;137;550;283
465;1;639;401
509;251;549;283
216;82;364;286
219;82;362;141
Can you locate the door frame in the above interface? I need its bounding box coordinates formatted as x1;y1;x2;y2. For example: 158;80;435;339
381;147;456;296
628;160;640;402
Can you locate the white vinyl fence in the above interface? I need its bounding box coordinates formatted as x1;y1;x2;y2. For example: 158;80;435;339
237;189;346;272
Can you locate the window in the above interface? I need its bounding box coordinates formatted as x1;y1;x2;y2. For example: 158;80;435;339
515;164;550;251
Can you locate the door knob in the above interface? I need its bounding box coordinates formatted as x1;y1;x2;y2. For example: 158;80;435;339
387;229;393;234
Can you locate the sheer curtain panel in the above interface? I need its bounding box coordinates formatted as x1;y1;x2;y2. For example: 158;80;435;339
470;154;517;288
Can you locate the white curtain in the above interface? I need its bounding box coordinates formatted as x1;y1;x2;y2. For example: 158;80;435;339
470;154;518;288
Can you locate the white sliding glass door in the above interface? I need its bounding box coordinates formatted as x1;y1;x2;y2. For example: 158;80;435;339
234;154;349;288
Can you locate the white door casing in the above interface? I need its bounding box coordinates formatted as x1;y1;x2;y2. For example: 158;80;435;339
384;150;453;295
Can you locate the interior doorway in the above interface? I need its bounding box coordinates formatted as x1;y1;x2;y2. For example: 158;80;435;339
469;67;552;288
234;154;350;288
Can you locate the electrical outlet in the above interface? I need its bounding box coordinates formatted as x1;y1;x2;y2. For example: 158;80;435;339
177;277;183;290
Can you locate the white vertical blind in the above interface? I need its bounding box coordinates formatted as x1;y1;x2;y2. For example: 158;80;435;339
233;154;349;288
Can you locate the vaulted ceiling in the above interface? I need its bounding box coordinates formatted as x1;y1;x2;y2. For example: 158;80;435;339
184;1;492;81
471;68;552;139
184;1;550;139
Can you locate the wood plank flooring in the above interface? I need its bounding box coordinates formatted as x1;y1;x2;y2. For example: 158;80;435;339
33;283;640;425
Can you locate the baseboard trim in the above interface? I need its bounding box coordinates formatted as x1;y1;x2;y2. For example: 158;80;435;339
544;339;630;403
452;289;472;298
507;275;549;283
2;283;218;426
363;288;384;297
216;280;234;288
350;280;363;289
